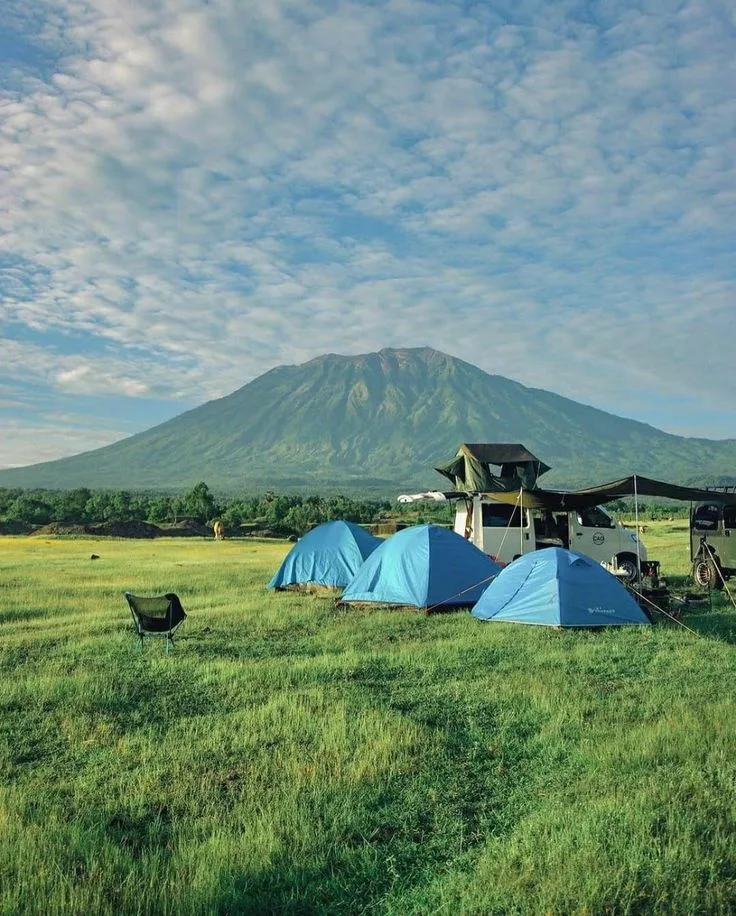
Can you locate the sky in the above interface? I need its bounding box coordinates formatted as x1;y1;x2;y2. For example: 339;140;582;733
1;0;735;469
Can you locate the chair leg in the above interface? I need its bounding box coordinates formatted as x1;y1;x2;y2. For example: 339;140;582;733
165;635;172;655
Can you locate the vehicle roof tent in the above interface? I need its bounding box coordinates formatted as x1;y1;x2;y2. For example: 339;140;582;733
471;547;650;628
434;443;551;492
340;523;502;611
268;520;380;590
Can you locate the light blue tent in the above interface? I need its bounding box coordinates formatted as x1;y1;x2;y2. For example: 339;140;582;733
340;524;502;611
268;520;380;589
471;547;650;627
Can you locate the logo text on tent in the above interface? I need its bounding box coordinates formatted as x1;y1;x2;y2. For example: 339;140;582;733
587;606;617;615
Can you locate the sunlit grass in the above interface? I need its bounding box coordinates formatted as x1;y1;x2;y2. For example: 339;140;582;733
1;529;734;914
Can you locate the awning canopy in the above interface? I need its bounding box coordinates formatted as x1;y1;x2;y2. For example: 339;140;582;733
476;475;736;511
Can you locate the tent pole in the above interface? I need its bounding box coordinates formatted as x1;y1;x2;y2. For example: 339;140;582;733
633;474;642;578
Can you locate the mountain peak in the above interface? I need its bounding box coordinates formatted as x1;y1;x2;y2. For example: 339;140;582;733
1;348;734;491
304;346;449;366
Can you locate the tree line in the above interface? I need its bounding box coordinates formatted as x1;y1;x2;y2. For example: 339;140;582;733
0;482;453;535
0;484;688;536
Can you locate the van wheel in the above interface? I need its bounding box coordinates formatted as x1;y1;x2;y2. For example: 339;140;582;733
615;555;639;583
693;558;723;590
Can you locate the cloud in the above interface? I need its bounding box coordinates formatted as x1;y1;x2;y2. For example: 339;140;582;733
0;419;130;469
1;0;735;468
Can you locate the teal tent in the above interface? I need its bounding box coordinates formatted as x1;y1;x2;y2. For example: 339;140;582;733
340;524;501;611
471;547;650;627
268;520;380;589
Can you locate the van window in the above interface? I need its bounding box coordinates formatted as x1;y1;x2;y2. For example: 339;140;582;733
482;503;523;527
723;505;736;529
693;504;721;530
576;506;616;529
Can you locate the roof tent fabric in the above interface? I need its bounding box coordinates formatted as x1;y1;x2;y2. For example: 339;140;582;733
479;475;733;512
435;443;551;492
471;547;650;628
340;523;502;610
268;520;380;589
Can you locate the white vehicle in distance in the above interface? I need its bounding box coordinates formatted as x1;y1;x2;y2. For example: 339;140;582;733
398;493;647;581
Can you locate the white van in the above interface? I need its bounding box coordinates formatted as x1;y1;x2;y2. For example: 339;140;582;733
453;497;646;580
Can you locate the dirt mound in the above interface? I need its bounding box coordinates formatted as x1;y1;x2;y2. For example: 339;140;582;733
158;520;211;537
30;523;88;536
24;519;213;539
239;527;295;540
86;520;161;538
368;522;409;536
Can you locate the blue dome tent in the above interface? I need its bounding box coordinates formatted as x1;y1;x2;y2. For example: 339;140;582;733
471;547;650;628
268;520;380;590
340;524;502;611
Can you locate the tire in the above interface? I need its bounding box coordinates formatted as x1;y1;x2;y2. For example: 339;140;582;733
692;557;724;590
615;555;639;583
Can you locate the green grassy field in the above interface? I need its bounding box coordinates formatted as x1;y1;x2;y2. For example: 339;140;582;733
1;523;735;915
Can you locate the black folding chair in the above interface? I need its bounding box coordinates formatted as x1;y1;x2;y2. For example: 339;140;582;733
124;592;187;654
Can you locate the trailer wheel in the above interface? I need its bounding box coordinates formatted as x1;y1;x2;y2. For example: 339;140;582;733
692;557;724;590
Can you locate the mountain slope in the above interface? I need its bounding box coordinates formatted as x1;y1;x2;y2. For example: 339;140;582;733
1;347;735;491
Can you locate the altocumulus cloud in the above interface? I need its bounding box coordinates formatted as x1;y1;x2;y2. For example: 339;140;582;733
1;0;735;467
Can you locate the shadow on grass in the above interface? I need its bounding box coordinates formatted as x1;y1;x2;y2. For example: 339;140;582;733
78;655;227;730
202;654;539;914
202;677;542;913
0;606;52;625
206;859;397;916
685;610;736;644
183;622;329;662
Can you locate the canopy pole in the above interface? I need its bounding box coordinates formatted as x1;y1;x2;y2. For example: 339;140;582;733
633;474;642;577
520;487;524;558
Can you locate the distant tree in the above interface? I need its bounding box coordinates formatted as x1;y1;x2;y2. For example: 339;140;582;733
0;488;22;517
146;496;176;524
6;493;53;525
283;503;322;534
264;494;300;529
52;488;93;523
84;491;114;522
107;490;136;522
182;482;219;524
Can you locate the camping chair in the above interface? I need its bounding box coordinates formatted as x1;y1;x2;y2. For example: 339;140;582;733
124;592;187;654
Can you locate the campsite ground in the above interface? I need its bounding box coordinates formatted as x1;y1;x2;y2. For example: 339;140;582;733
1;522;734;915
